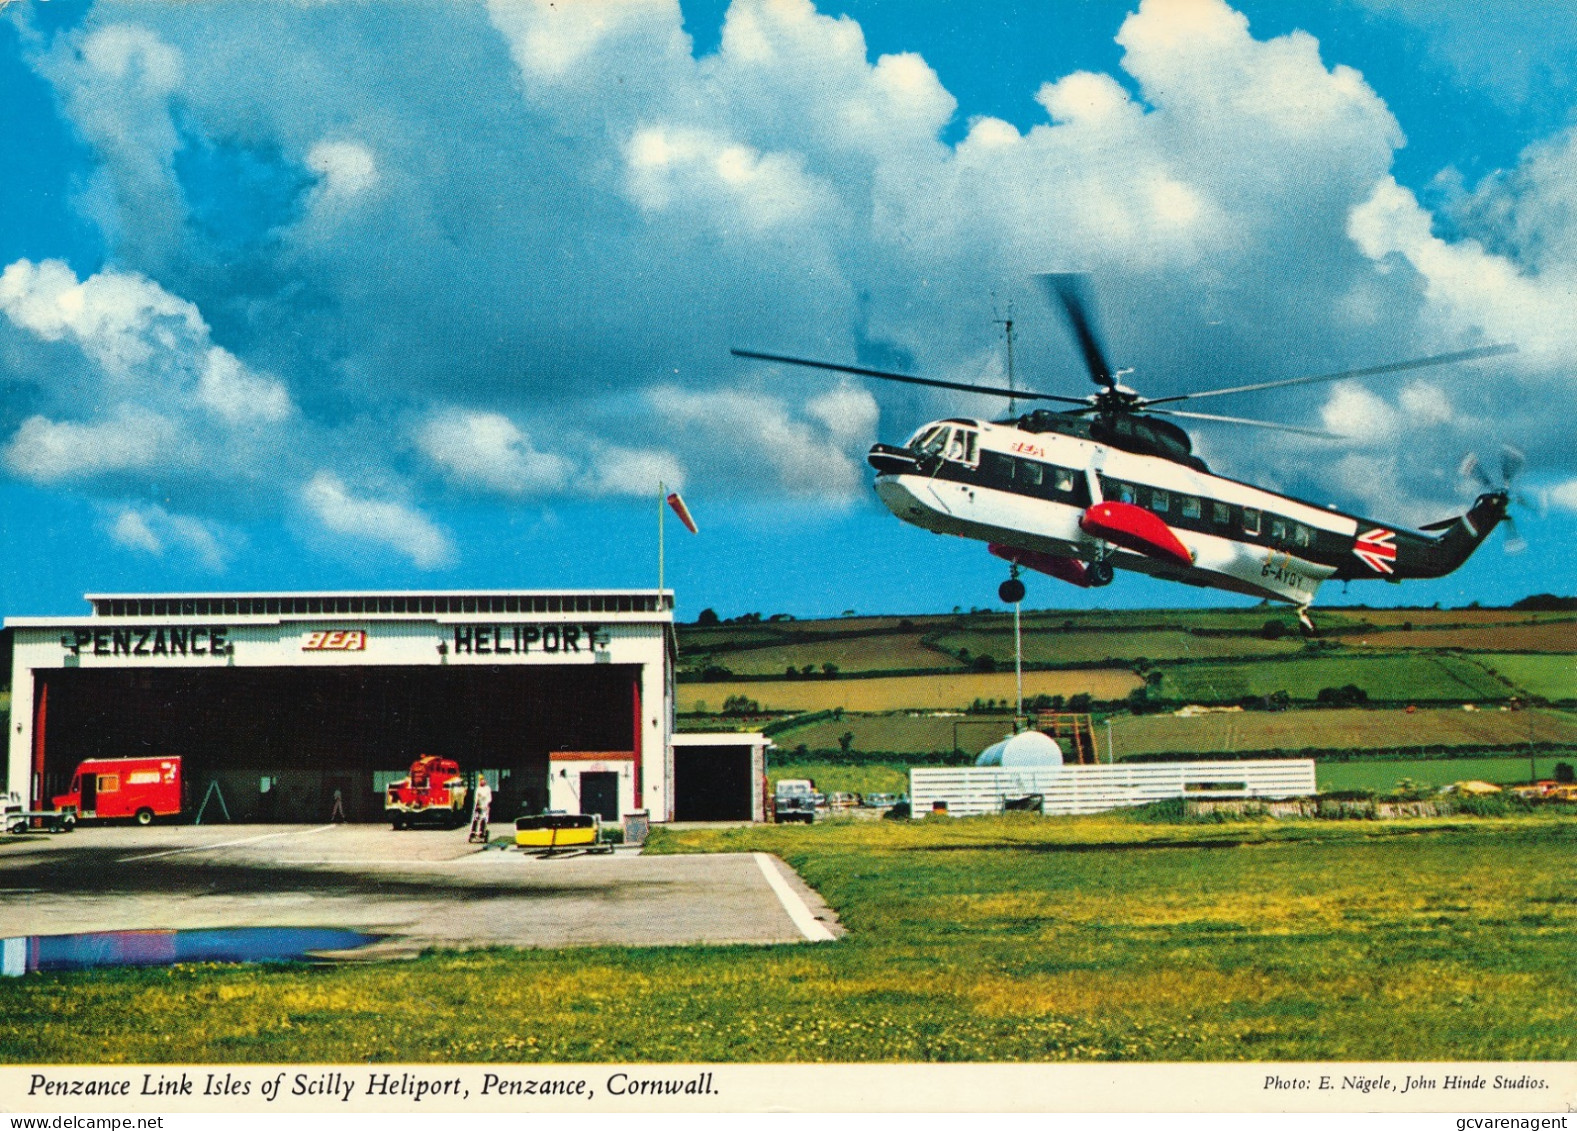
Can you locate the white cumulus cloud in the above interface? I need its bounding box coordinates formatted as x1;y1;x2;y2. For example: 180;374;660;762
417;409;571;496
300;472;454;570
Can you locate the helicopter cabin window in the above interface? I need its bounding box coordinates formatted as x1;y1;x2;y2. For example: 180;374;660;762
1053;468;1077;495
1018;460;1043;488
980;451;1013;483
1242;507;1261;536
1148;488;1170;514
1269;517;1289;544
1111;481;1136;505
1181;495;1202;520
1212;501;1232;526
1293;524;1312;549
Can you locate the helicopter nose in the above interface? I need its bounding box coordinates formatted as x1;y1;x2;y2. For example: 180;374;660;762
868;443;921;475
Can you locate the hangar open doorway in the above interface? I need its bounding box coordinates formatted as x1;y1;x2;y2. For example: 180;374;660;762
31;663;640;823
670;733;768;822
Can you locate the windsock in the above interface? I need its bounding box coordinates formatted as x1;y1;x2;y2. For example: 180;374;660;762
667;491;698;534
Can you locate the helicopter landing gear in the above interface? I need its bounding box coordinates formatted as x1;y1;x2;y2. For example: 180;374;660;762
998;564;1025;605
1297;607;1316;636
1086;558;1114;587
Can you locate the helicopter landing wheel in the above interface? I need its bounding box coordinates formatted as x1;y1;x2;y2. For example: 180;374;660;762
1086;559;1114;587
998;564;1025;605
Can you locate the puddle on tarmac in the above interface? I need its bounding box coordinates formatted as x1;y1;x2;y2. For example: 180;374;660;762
1;927;383;976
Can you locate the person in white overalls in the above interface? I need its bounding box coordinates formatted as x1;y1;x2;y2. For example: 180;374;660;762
468;774;493;844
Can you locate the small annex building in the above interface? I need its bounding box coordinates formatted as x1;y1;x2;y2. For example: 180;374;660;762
5;589;763;826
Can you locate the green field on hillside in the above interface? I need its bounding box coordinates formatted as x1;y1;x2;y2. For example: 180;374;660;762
930;626;1305;665
679;669;1142;713
5;815;1574;1063
1470;653;1576;700
1108;705;1577;756
1155;653;1509;703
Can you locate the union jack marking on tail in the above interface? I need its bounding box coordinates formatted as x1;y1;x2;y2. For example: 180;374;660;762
1353;528;1397;574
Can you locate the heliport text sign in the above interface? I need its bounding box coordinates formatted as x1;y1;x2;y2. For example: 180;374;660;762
47;622;620;664
448;623;610;656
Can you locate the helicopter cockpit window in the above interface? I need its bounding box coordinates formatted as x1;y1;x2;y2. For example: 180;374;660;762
911;426;948;456
1242;507;1261;536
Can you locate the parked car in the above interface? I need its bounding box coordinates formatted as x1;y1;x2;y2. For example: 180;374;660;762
774;779;816;824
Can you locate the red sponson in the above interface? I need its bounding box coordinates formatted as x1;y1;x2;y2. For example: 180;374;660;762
988;543;1092;587
1078;502;1193;565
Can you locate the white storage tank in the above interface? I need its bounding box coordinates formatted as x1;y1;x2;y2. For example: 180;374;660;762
975;730;1063;768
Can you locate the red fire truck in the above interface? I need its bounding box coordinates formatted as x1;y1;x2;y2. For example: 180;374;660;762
53;756;184;825
385;755;470;829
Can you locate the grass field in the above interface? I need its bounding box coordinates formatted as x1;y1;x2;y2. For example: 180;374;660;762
684;634;961;676
930;626;1306;665
678;669;1142;713
1108;706;1577;756
1470;653;1577;700
774;713;1025;757
1315;756;1571;794
781;705;1577;759
5;814;1573;1063
1347;621;1577;652
1155;653;1509;703
1323;608;1571;627
766;761;911;795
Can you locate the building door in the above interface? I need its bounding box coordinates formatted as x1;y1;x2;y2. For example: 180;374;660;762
579;771;619;822
672;745;753;821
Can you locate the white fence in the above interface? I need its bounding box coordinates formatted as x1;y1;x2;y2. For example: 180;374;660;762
909;759;1317;818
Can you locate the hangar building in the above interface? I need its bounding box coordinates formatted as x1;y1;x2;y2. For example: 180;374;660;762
5;590;766;825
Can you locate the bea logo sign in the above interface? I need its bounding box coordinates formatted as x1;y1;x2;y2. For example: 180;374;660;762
303;630;368;652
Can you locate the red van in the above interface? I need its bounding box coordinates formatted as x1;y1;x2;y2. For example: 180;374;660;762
53;757;184;825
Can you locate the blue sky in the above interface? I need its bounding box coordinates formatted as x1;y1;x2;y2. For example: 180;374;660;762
1;0;1575;620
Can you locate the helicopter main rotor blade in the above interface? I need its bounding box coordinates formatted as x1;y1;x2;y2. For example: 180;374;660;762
1141;343;1517;407
730;348;1090;405
1037;273;1115;390
1147;407;1347;439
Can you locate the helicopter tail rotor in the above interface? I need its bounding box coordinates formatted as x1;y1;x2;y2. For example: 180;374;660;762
1459;446;1533;553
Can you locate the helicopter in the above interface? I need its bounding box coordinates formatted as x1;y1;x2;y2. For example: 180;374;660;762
734;275;1522;633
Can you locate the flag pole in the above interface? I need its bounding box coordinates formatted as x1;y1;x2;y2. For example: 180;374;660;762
658;479;665;610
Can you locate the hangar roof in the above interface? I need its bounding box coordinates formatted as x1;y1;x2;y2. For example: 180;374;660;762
8;589;673;625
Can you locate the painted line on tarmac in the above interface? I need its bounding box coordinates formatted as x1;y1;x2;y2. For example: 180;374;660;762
118;824;339;862
754;852;836;942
